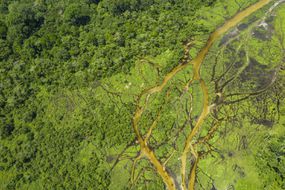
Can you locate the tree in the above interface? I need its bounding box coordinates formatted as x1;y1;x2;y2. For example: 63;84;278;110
6;2;44;42
0;39;11;60
0;122;14;138
0;21;7;39
63;3;91;26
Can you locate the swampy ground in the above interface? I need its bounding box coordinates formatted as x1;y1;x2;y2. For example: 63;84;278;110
0;0;284;190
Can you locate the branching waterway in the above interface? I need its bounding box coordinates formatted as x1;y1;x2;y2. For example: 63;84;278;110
131;0;276;189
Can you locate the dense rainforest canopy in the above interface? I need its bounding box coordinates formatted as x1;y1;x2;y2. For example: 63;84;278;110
0;0;284;190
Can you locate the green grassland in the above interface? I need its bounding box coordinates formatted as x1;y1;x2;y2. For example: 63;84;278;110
198;3;285;189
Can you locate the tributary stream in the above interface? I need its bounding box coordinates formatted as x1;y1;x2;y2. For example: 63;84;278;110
131;1;275;190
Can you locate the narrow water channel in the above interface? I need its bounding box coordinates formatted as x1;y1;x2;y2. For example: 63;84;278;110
131;1;274;190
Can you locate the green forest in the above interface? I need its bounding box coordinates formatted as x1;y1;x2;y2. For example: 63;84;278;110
0;0;284;189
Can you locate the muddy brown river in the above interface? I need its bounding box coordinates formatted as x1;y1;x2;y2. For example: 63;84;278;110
131;0;273;190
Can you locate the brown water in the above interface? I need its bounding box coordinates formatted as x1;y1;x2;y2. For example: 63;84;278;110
131;0;273;190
